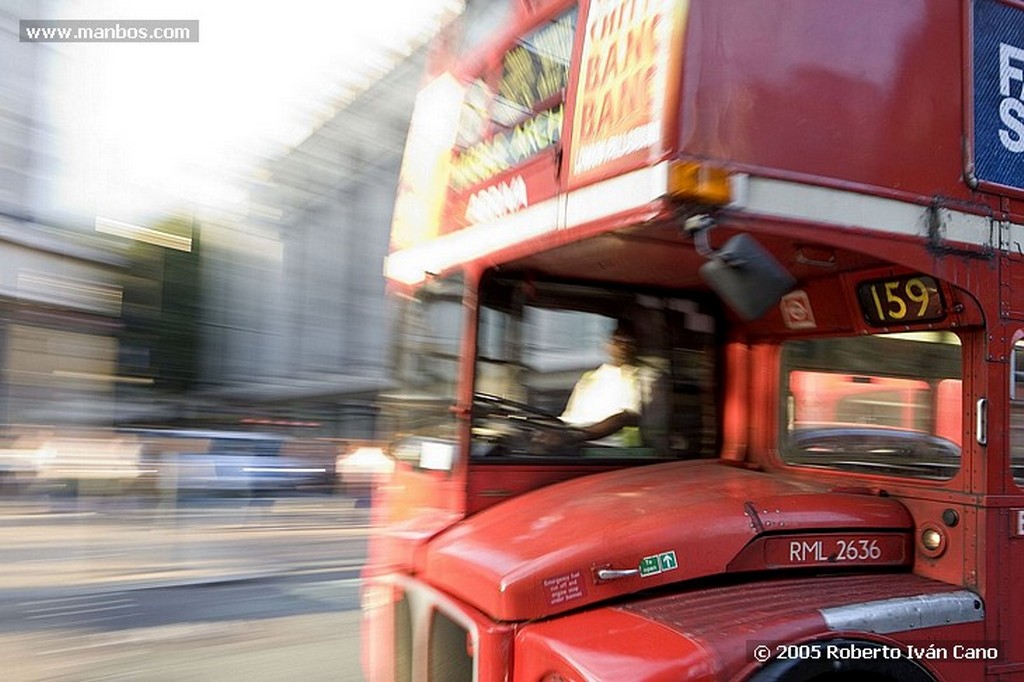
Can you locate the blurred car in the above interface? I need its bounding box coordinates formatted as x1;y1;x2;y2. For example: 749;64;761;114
138;430;332;496
335;444;394;496
0;446;45;493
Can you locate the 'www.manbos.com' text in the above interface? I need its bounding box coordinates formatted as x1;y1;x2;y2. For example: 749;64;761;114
20;20;198;43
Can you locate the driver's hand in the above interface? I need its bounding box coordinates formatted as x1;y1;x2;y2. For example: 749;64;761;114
529;428;584;455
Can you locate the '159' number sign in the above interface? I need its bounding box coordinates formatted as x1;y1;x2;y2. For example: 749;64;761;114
856;275;946;326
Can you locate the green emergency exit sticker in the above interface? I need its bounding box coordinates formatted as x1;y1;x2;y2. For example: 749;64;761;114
639;551;678;577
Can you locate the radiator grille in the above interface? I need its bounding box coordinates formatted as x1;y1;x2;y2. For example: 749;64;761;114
429;609;473;682
394;593;412;682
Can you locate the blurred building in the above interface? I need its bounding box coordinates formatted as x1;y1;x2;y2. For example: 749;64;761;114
195;1;532;440
0;1;130;427
0;0;519;440
198;50;430;439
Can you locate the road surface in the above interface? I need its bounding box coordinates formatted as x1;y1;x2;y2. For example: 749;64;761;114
0;494;370;681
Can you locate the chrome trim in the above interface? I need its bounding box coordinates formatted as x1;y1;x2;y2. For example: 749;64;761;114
976;398;988;446
820;590;984;634
596;568;640;580
731;175;994;247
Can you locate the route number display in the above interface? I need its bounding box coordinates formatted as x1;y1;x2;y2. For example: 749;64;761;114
856;275;945;327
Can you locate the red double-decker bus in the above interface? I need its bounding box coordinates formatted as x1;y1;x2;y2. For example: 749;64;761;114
363;1;1024;679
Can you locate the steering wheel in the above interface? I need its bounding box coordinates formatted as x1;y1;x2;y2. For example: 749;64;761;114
472;393;581;455
473;393;565;426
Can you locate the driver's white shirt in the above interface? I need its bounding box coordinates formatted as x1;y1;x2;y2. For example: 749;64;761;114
560;363;642;446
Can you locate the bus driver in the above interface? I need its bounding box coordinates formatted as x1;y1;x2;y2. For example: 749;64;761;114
535;321;666;453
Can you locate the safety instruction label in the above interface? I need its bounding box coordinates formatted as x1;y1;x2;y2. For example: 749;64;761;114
639;551;678;577
543;570;588;606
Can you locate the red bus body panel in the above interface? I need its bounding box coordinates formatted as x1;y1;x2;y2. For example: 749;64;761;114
422;461;912;621
677;0;970;204
515;574;985;682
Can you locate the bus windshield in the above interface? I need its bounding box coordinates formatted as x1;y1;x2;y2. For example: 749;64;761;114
379;275;464;450
781;332;963;480
471;276;718;461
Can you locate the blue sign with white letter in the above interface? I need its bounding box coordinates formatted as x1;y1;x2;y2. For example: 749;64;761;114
974;0;1024;191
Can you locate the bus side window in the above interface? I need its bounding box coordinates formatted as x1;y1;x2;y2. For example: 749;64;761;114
1011;340;1024;486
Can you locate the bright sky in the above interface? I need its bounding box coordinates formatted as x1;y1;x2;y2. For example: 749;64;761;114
43;0;459;225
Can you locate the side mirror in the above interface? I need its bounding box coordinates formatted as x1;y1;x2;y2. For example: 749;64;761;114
699;234;796;320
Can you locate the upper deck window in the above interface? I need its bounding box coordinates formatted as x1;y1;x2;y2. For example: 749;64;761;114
450;8;577;190
1010;339;1024;487
781;333;962;480
453;1;518;61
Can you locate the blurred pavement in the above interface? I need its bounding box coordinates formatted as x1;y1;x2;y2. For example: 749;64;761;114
0;494;371;599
